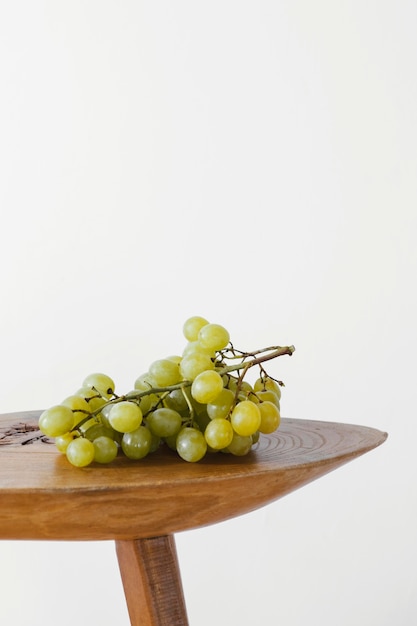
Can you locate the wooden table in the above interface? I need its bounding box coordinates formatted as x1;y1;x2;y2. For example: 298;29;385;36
0;410;387;625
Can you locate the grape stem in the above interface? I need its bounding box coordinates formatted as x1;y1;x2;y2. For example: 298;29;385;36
72;344;295;433
221;345;295;372
221;346;294;407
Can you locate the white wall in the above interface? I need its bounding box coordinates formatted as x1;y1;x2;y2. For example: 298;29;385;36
1;1;415;624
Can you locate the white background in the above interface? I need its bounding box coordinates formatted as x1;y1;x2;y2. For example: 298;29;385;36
0;1;416;624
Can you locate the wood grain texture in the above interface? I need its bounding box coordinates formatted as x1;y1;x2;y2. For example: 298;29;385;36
0;411;387;541
116;535;188;626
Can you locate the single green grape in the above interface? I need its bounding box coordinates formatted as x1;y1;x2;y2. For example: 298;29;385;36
100;403;114;423
182;340;214;358
133;377;153;406
179;352;214;380
143;393;163;414
193;410;211;432
66;437;95;467
83;422;117;442
132;375;163;412
61;395;91;428
258;401;281;434
165;354;182;365
82;372;115;400
204;418;234;450
148;358;182;386
191;370;224;404
254;376;282;400
252;431;260;444
134;372;156;389
164;388;191;413
164;433;178;451
121;426;152;460
75;386;107;412
146;408;183;438
39;405;75;438
55;431;76;453
255;389;280;407
149;432;161;453
198;323;230;352
206;387;235;420
224;375;239;391
226;433;253;456
233;380;256;403
176;427;207;462
225;378;255;401
183;316;210;342
108;401;143;433
93;436;119;464
190;396;208;418
76;417;99;438
230;400;261;437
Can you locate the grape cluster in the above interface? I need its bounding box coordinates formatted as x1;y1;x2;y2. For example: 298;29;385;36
38;316;293;467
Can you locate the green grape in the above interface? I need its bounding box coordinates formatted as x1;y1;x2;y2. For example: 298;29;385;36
55;432;76;453
230;400;261;437
108;401;143;433
183;316;210;342
204;418;234;450
193;410;211;432
77;416;101;436
39;405;75;438
176;427;207;462
133;375;162;412
165;354;182;365
96;409;123;444
131;381;153;413
258;401;281;434
148;359;182;386
137;395;153;414
134;372;156;389
100;403;114;423
251;430;260;444
198;323;230;352
122;426;152;460
75;386;107;412
226;433;253;456
146;408;183;438
93;436;118;464
182;340;214;358
149;433;161;453
83;422;117;442
254;376;282;400
164;433;178;451
82;372;115;400
164;387;190;413
207;388;235;420
225;378;255;401
255;389;280;407
191;370;224;404
234;380;256;403
61;395;91;427
66;437;95;467
90;414;123;444
146;394;163;413
224;375;239;391
179;352;214;380
190;395;208;417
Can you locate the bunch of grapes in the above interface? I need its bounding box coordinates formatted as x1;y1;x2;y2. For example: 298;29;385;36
38;316;294;467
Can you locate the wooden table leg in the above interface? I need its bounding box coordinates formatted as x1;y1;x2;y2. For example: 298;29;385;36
115;535;189;626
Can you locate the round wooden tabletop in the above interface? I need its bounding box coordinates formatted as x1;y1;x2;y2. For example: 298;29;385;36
0;410;387;541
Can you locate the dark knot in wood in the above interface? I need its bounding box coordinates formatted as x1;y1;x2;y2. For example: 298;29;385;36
0;420;53;446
